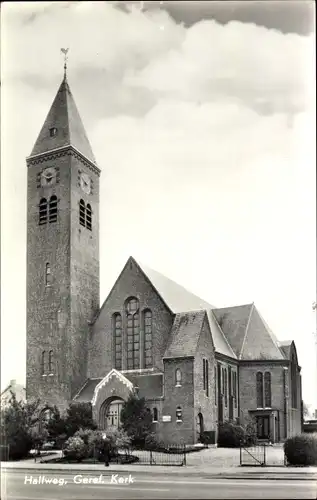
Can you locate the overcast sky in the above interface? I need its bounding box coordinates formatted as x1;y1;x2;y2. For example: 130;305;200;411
1;1;316;410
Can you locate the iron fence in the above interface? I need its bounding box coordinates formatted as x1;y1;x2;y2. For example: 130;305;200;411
240;441;287;467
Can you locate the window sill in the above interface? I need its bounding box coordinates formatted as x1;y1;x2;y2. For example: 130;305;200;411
175;384;182;388
152;420;158;423
48;373;54;377
176;419;183;423
42;374;47;377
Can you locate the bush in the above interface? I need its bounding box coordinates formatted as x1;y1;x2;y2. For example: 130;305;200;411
243;417;257;446
63;436;87;462
200;431;216;445
284;433;317;466
120;394;153;448
217;422;245;448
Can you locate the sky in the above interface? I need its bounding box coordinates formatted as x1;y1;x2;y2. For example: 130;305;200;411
1;1;316;411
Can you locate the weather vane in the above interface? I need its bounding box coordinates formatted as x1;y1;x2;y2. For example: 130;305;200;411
60;48;69;77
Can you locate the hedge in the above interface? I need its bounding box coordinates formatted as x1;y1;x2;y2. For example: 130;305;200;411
284;433;317;466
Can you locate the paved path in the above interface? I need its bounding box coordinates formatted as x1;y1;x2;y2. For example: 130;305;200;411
2;469;317;499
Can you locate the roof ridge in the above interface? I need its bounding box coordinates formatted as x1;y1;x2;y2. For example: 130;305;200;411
238;302;254;359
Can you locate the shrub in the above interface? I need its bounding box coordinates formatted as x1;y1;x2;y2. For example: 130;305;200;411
284;433;317;466
200;431;216;445
120;394;153;448
217;421;245;448
63;436;87;462
243;417;257;446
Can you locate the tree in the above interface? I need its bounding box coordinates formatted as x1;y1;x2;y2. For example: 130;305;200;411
64;403;97;437
303;402;311;420
0;394;42;460
120;393;153;448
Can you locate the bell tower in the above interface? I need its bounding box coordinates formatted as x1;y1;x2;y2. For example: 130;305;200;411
26;69;100;410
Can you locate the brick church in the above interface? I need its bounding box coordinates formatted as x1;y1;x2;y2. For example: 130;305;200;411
26;72;302;444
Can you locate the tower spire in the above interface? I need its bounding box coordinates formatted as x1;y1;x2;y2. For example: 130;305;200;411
61;48;69;79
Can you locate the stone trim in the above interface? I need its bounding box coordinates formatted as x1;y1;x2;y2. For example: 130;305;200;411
26;145;101;176
91;369;134;406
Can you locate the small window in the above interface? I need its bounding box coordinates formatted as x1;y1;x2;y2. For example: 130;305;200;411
49;195;58;223
49;127;57;137
256;372;264;408
48;350;53;374
86;204;92;231
153;407;158;422
39;198;48;225
176;406;182;421
214;366;217;405
175;368;182;386
45;263;52;286
41;351;46;375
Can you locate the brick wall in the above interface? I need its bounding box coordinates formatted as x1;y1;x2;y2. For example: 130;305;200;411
193;316;217;441
161;358;195;444
26;150;99;410
88;258;174;377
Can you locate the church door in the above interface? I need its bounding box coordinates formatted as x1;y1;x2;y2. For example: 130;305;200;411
105;400;124;429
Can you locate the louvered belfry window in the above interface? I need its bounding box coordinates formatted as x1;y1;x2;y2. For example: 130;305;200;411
39;198;48;225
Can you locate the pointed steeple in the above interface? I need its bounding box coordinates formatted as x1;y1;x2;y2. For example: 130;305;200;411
29;74;96;164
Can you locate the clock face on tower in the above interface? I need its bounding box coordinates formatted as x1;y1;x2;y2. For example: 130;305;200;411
41;167;57;187
80;173;91;194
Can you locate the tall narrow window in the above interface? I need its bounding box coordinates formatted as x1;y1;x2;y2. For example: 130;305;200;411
114;313;122;370
79;200;85;227
144;310;153;368
39;198;48;225
264;372;271;407
45;263;52;286
233;371;237;408
224;368;228;407
214;366;217;405
86;204;92;231
41;351;46;375
175;368;182;386
126;298;140;369
256;372;264;408
203;359;209;396
48;350;53;374
49;195;58;223
153;407;158;422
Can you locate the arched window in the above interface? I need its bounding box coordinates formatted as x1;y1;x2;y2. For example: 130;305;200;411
41;351;46;375
153;407;158;422
224;368;228;407
126;298;140;369
39;198;48;225
256;372;264;408
49;195;58;223
233;371;237;408
86;204;92;231
144;310;153;368
175;368;182;386
45;263;52;286
291;355;298;409
48;350;53;374
113;313;122;370
264;372;271;407
176;406;182;421
79;199;85;227
214;366;217;405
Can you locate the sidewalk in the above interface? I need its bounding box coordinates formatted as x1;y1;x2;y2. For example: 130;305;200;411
2;459;317;481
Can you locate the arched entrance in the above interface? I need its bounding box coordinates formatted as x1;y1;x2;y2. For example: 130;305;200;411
99;396;125;430
39;407;54;432
198;412;204;440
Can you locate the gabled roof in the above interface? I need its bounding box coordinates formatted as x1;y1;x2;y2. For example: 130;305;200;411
29;75;96;164
278;340;293;359
136;259;236;359
73;372;163;402
137;260;215;313
213;303;285;360
164;310;206;359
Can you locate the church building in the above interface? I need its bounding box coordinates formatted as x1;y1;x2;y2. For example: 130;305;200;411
26;72;302;444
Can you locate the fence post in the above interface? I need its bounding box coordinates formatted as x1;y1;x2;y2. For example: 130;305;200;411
239;440;242;465
150;449;153;466
263;443;266;466
183;445;186;466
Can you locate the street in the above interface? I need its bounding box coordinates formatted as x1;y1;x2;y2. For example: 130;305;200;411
1;469;316;499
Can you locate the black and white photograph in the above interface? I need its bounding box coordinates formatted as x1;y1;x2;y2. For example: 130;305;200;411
1;1;316;499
